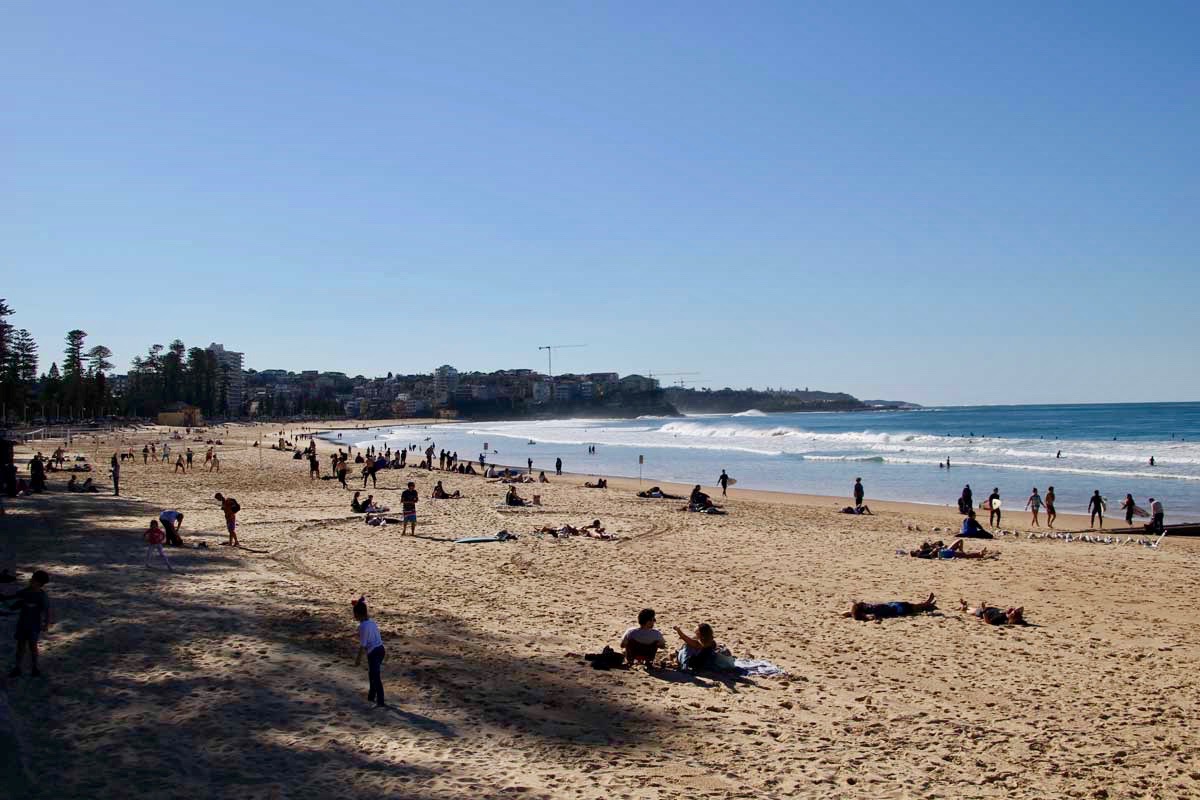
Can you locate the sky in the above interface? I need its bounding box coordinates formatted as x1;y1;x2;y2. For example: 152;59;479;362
3;1;1198;406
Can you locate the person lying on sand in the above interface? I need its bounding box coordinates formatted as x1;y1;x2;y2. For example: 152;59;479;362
674;623;718;671
845;593;937;622
840;505;873;515
431;481;461;499
584;478;608;489
637;486;683;499
621;608;665;666
960;599;1027;625
910;540;999;560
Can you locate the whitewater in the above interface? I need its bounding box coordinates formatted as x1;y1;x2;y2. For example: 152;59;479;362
339;402;1200;518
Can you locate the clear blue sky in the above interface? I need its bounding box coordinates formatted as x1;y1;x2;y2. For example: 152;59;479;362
4;1;1198;406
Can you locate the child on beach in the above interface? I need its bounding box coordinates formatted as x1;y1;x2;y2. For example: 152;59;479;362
352;597;386;707
6;570;51;678
143;520;174;571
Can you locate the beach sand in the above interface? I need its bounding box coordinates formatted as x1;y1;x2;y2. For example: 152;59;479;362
3;420;1199;799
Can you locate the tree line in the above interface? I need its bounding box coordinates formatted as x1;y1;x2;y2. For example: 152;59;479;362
1;298;113;422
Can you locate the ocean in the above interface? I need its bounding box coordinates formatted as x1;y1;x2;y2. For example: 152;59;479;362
330;402;1200;520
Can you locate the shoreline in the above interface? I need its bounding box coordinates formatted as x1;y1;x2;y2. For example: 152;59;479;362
314;422;1141;533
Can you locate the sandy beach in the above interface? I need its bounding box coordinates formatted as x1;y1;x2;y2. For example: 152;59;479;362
4;420;1200;799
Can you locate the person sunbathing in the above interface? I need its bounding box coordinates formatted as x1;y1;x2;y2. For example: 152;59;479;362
539;524;580;537
583;478;608;489
431;481;461;499
580;519;615;539
505;486;527;507
840;505;873;515
960;599;1026;625
910;540;998;560
845;593;937;622
538;471;549;483
674;623;718;671
637;486;683;499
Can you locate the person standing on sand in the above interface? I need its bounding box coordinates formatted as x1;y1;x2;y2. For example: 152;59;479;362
309;452;320;480
988;488;1001;527
400;482;419;536
142;445;149;464
853;477;864;508
186;447;194;470
174;454;185;473
1026;488;1042;527
556;457;562;476
1088;490;1106;529
527;457;534;475
1045;486;1057;529
215;493;240;547
143;520;174;571
352;597;386;708
6;570;51;678
111;453;120;497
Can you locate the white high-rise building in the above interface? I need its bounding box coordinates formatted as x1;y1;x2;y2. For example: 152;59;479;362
207;343;246;416
433;365;459;407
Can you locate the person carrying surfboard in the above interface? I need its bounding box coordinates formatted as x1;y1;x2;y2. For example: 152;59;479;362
718;470;731;497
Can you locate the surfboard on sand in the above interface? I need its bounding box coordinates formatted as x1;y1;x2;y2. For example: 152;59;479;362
455;532;518;544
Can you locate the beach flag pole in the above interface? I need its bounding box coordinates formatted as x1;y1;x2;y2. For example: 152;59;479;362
639;454;643;487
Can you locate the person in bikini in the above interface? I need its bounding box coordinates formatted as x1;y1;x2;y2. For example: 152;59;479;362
960;599;1026;625
910;540;998;559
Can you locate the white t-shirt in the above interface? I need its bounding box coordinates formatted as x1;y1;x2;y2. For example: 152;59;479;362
1150;500;1164;516
358;619;383;651
621;626;665;649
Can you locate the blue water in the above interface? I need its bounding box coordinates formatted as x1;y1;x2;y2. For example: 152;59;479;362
330;402;1200;519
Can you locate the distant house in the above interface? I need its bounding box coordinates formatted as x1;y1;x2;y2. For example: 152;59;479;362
157;403;203;427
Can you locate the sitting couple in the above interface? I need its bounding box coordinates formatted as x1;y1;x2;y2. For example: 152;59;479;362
431;481;461;499
688;486;726;514
66;475;100;493
620;608;727;671
350;492;388;514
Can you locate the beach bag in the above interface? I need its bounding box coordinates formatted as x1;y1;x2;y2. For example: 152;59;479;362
229;498;241;514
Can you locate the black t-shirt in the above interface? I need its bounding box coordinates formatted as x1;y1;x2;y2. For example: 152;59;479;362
11;587;48;629
401;489;418;511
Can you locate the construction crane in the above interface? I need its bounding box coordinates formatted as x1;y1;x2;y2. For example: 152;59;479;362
647;370;700;382
538;344;586;378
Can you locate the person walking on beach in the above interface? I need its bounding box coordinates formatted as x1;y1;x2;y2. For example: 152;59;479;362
988;488;1001;527
209;451;220;472
1045;486;1057;529
309;452;320;480
174;454;185;473
400;482;418;536
719;470;731;497
1026;488;1043;527
853;477;864;508
352;596;386;708
6;569;51;678
555;457;562;476
1121;493;1137;527
111;453;120;497
1088;490;1106;529
215;493;240;547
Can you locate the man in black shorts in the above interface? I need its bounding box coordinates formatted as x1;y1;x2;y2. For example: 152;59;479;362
401;482;418;536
